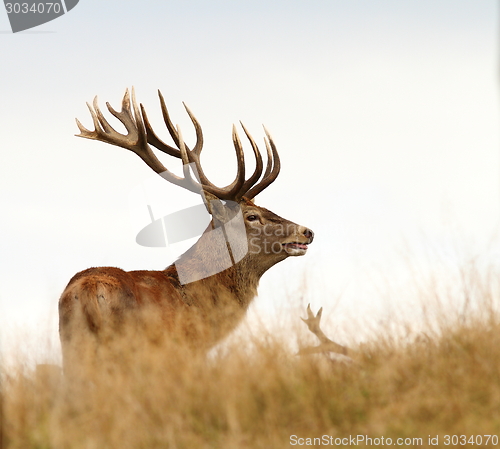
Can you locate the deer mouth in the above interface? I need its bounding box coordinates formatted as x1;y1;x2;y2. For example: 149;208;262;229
283;242;309;256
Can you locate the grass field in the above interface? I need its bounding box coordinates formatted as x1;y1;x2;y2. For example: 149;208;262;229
2;259;500;448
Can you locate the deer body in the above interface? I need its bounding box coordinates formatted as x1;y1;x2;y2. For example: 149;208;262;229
59;89;313;372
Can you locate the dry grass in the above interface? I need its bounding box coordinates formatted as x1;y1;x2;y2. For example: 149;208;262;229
3;265;500;448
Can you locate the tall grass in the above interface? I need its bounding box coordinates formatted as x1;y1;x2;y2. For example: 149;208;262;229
2;260;500;448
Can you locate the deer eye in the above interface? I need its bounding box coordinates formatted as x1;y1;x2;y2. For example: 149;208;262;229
246;215;259;222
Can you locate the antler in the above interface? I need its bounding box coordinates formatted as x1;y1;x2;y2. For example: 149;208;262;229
298;304;350;356
76;88;280;201
76;88;201;195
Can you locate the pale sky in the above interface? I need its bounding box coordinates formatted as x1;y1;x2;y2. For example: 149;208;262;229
0;1;498;362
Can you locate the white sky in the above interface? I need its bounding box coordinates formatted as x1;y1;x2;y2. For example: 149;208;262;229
0;1;498;362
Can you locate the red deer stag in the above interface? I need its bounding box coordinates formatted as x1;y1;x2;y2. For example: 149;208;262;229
59;88;314;372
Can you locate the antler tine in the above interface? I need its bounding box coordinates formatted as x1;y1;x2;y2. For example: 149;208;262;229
157;90;185;151
141;101;180;158
176;124;202;193
103;89;135;136
222;124;246;199
75;101;101;139
301;304;324;338
237;122;264;197
261;137;273;180
175;124;190;166
141;90;200;161
130;88;148;144
305;303;313;319
244;126;281;199
181;102;221;190
182;102;203;157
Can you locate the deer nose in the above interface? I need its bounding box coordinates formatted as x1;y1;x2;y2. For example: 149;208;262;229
303;228;314;242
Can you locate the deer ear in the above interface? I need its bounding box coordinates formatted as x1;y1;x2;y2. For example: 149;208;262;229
201;190;229;224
